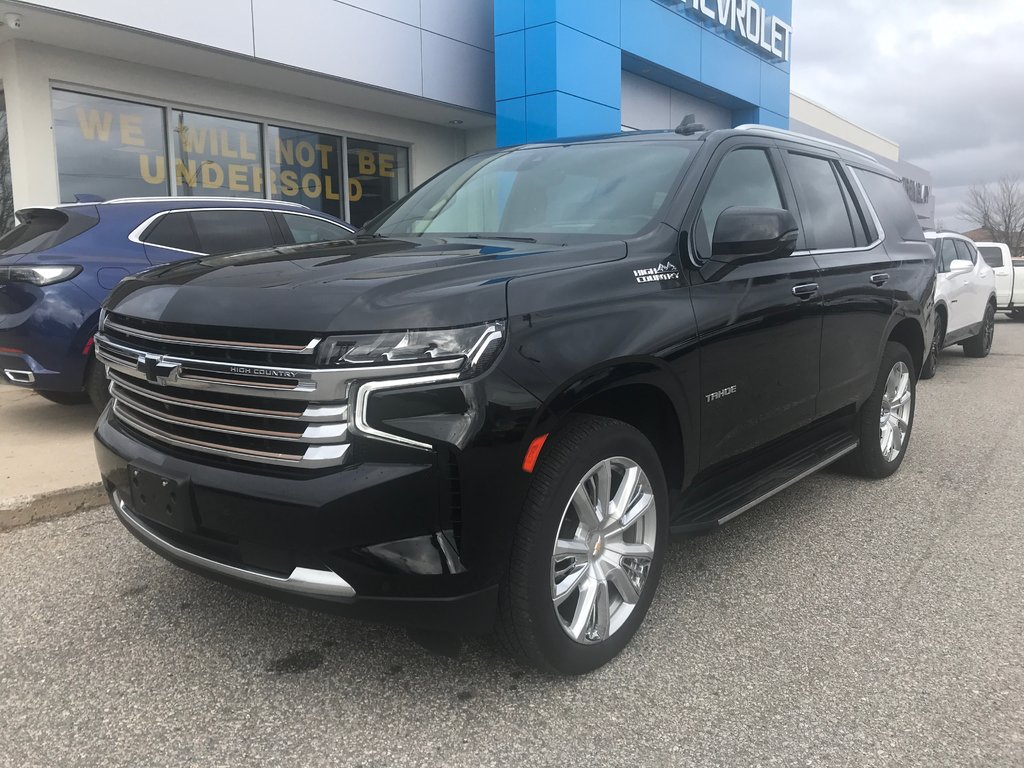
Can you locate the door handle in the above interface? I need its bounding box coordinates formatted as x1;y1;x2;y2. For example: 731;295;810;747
792;283;819;299
870;273;890;286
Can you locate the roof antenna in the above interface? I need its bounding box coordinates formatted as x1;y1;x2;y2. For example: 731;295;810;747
675;114;705;136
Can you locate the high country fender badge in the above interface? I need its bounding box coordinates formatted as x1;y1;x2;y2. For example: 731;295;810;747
705;385;738;403
634;261;680;284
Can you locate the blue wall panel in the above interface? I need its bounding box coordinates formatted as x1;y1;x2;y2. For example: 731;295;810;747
495;0;793;145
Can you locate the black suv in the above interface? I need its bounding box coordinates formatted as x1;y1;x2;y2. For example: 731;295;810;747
94;127;934;674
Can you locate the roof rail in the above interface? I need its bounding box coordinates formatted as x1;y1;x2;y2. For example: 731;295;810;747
734;124;879;164
102;196;309;209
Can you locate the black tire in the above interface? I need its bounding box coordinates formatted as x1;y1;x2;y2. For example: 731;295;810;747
963;302;996;358
36;389;89;406
846;342;916;479
497;415;669;675
85;357;111;413
919;314;944;380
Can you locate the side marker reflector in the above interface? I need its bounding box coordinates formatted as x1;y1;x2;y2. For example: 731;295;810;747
522;433;549;473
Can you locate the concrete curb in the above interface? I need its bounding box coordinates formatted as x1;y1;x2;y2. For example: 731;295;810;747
0;483;109;532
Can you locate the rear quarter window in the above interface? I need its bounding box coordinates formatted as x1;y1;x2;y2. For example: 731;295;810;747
854;169;925;242
977;246;1004;268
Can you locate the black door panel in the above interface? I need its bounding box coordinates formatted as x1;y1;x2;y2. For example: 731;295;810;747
692;253;822;468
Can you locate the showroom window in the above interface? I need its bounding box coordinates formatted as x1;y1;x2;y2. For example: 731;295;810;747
52;89;169;203
267;126;344;219
49;89;411;226
172;110;263;199
347;139;410;226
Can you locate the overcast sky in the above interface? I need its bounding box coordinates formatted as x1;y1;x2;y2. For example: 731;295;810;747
790;0;1024;231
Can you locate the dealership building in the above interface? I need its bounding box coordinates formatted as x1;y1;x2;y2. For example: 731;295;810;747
0;0;934;230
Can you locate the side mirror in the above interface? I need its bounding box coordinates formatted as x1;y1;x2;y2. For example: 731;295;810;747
948;259;973;274
712;207;799;263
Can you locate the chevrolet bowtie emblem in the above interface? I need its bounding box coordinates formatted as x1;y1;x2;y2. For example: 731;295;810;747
137;354;178;384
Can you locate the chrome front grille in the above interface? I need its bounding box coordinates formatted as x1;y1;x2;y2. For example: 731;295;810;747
95;314;463;469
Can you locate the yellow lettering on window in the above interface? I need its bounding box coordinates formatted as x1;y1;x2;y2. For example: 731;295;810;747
176;159;198;188
277;139;294;166
379;153;395;178
348;178;363;202
120;114;145;147
253;167;264;192
357;150;376;176
324;175;340;201
76;108;112;142
315;143;333;170
201;161;224;189
139;155;166;185
227;164;248;192
296;141;316;169
220;129;238;159
179;127;208;155
239;134;258;161
302;173;322;198
280;170;299;197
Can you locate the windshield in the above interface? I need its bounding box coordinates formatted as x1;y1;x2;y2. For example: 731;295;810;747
0;207;99;255
366;141;694;241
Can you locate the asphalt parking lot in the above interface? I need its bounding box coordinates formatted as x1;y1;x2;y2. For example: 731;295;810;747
2;320;1023;768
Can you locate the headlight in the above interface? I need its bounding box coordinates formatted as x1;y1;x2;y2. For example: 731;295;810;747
317;320;506;378
0;265;82;286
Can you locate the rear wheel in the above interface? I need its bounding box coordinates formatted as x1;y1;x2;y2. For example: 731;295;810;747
920;314;944;380
963;303;995;358
498;415;669;675
846;342;915;479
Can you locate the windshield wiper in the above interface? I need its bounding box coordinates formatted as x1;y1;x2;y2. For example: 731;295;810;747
462;234;537;243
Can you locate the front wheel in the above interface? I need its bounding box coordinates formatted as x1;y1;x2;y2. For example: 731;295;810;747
498;415;669;675
846;342;916;479
963;303;995;358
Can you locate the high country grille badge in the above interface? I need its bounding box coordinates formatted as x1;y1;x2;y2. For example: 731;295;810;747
228;366;298;378
634;261;680;284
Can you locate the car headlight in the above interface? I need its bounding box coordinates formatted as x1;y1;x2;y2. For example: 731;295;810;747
0;265;82;286
317;320;506;378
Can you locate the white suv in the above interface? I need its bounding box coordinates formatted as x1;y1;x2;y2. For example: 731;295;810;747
921;232;997;378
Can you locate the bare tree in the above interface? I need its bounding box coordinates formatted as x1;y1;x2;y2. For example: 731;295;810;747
959;177;1024;255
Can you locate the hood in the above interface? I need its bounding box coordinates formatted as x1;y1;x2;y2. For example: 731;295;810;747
105;236;626;332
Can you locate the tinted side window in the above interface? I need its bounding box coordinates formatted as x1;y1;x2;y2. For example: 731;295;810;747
855;169;926;242
938;239;958;272
143;212;199;252
190;210;276;254
978;246;1004;268
696;148;783;260
281;213;350;244
786;153;857;250
953;239;976;264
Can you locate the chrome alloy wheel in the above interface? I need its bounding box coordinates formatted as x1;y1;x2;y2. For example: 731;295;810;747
550;457;657;645
879;361;912;462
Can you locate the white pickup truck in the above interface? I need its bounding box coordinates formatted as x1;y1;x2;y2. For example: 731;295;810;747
976;241;1024;320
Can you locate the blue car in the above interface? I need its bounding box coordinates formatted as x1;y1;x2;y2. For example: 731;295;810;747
0;197;354;409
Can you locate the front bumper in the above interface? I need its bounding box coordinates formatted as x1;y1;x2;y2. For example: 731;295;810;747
95;413;502;634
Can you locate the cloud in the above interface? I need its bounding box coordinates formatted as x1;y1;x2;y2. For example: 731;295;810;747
790;0;1024;232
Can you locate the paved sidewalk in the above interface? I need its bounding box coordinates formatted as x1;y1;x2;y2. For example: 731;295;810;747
0;385;104;526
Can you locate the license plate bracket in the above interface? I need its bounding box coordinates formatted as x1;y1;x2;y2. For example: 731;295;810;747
128;465;194;533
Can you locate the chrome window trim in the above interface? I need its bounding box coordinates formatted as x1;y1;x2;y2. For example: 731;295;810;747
113;491;356;598
127;207;354;255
